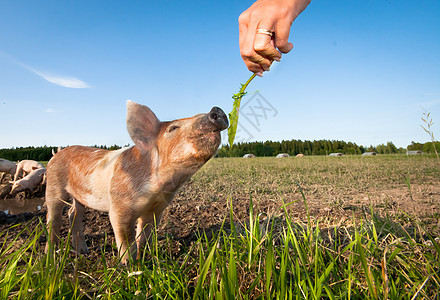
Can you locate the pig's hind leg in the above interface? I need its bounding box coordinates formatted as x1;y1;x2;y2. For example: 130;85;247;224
45;186;68;253
68;199;89;254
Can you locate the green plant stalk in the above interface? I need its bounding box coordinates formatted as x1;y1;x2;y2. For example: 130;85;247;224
421;110;439;161
228;73;257;147
355;226;378;300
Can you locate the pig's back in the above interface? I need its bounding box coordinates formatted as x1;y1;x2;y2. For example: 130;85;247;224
47;145;131;211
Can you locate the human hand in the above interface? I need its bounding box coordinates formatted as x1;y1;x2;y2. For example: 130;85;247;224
238;0;311;76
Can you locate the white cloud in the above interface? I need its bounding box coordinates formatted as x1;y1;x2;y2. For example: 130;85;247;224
45;108;63;113
2;53;91;89
27;67;90;89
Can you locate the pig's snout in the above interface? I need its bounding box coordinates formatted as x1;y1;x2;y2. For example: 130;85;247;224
208;107;228;131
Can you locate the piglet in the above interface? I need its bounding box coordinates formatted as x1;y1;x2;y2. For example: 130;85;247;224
10;167;46;197
14;160;45;181
0;159;17;182
45;100;228;263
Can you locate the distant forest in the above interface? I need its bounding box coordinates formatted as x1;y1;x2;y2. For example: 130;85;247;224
0;145;124;161
217;140;439;157
0;141;438;161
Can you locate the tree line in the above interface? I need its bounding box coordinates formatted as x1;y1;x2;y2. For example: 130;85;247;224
0;145;123;162
0;140;438;161
406;141;440;154
216;140;408;157
218;140;439;157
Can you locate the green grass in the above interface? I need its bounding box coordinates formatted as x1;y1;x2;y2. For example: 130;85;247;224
1;199;439;299
1;154;440;298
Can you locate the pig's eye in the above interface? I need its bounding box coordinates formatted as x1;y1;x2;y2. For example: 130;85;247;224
168;125;180;133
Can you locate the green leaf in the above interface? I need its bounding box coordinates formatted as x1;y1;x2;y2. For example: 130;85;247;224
193;239;218;300
228;74;257;147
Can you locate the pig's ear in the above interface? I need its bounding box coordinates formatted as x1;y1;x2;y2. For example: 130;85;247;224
126;100;160;151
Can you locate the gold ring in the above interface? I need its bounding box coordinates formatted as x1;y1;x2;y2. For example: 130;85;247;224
256;29;274;37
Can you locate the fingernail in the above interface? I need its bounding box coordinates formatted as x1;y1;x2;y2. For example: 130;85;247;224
256;72;263;77
263;66;270;71
274;57;281;62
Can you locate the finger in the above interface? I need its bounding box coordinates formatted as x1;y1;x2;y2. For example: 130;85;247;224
240;20;257;63
242;50;272;73
239;11;256;67
245;61;265;77
238;12;248;55
241;21;272;72
274;19;294;54
254;29;282;62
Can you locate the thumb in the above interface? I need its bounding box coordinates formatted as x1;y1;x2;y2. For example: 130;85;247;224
278;42;293;54
275;19;294;54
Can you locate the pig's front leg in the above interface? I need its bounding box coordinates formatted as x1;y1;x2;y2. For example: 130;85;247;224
135;212;163;259
109;209;137;264
13;166;23;181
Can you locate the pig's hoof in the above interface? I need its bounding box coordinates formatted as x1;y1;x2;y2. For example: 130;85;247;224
73;243;89;255
79;246;89;254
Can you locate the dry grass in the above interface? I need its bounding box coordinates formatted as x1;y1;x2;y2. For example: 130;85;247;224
167;154;440;237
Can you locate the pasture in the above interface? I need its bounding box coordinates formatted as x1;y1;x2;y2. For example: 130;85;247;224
0;154;439;298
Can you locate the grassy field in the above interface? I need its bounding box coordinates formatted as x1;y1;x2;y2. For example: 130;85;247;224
0;154;439;299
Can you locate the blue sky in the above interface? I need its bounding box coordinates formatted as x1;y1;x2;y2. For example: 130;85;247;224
1;0;439;149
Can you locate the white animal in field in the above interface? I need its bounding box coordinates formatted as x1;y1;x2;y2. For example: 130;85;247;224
45;101;229;264
0;159;17;181
13;160;44;181
10;168;46;196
